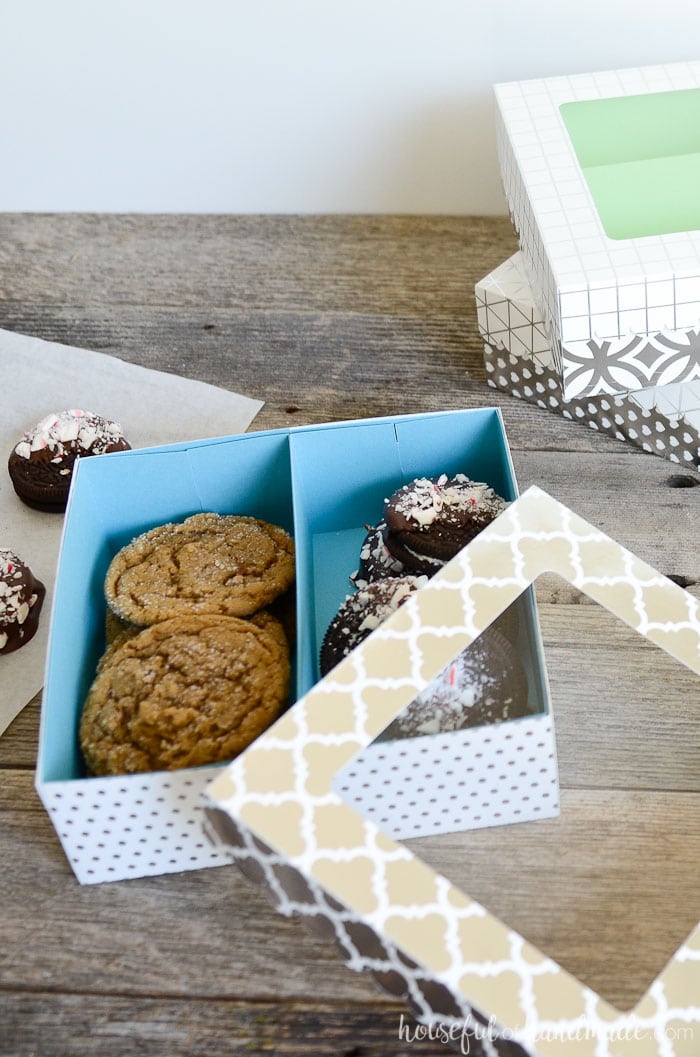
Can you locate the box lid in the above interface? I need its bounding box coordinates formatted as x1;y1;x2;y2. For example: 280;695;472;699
206;486;700;1055
496;61;700;394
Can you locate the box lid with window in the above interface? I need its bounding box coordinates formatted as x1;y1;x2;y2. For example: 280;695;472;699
496;61;700;400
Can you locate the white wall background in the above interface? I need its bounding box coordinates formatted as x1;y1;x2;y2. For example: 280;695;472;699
1;0;699;215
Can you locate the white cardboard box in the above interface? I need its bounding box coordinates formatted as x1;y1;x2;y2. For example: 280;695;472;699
36;409;556;884
495;61;700;399
476;252;700;469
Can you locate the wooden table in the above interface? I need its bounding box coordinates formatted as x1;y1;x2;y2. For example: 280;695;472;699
1;215;698;1056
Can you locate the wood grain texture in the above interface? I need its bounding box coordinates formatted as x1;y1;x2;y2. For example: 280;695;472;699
415;788;700;1013
0;214;698;1056
2;995;443;1057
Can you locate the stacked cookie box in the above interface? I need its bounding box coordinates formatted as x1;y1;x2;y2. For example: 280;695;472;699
478;60;700;469
37;409;558;884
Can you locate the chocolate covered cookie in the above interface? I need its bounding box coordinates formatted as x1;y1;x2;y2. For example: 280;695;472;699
8;410;131;512
320;575;428;677
79;613;291;775
350;522;406;589
380;625;530;739
0;548;46;654
383;474;507;573
321;561;529;738
104;513;295;626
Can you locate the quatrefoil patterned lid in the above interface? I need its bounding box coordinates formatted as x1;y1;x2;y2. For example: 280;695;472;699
207;487;700;1056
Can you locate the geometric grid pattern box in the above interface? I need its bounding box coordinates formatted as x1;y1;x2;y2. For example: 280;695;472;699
476;252;700;469
496;61;700;399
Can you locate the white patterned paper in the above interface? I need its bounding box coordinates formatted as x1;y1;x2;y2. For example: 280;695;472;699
476;254;700;467
496;61;700;398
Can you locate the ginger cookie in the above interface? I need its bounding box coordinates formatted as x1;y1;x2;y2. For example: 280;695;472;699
105;605;142;646
79;613;291;775
247;608;289;651
104;513;295;625
106;598;285;651
265;584;297;647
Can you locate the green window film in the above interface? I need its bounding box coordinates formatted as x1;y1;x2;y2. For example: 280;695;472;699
560;87;700;240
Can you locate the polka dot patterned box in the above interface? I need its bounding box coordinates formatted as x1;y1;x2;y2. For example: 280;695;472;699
476;252;700;469
496;61;700;400
35;409;555;884
205;487;700;1057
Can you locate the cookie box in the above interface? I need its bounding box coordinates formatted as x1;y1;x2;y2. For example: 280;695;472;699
476;252;700;468
36;408;556;885
204;487;700;1057
496;60;700;400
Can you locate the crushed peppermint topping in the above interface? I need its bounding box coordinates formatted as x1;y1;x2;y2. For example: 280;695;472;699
0;549;37;629
13;410;127;461
355;579;418;633
389;474;506;528
350;522;406;589
320;575;428;675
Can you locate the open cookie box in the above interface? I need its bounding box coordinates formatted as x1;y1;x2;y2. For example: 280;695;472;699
36;408;555;884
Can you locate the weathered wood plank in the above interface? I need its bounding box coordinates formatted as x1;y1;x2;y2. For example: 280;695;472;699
1;995;449;1057
2;770;697;1015
3;296;698;486
0;214;517;314
415;787;700;1014
537;603;700;791
509;450;699;582
0;214;698;1055
0;774;385;1005
0;696;39;768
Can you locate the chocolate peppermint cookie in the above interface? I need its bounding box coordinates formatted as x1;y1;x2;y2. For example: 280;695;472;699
0;548;46;654
350;522;406;589
383;474;507;573
8;409;131;512
320;575;428;677
380;625;530;740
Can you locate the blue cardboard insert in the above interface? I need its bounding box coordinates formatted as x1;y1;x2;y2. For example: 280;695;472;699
39;408;547;785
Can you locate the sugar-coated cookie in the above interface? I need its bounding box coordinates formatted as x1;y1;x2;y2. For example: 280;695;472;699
79;613;291;775
104;513;295;626
8;410;131;512
105;606;143;646
0;548;46;654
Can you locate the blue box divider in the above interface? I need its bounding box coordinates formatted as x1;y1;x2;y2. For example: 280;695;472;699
39;409;539;785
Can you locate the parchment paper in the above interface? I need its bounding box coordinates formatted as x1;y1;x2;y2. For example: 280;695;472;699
0;329;263;735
